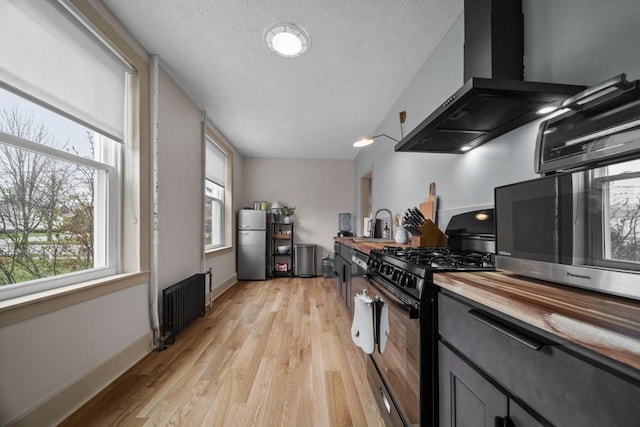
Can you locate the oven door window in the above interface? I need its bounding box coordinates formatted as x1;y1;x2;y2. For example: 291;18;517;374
593;159;640;269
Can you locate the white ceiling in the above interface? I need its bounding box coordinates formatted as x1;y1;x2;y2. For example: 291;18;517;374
102;0;463;159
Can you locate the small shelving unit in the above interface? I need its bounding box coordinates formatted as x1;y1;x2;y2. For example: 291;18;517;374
271;222;294;277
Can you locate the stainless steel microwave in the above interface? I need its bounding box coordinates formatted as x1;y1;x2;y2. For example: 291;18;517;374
495;158;640;300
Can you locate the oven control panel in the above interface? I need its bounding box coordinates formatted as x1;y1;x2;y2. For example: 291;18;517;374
367;257;424;297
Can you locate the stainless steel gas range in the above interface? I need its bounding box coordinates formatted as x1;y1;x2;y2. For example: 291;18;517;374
358;210;496;426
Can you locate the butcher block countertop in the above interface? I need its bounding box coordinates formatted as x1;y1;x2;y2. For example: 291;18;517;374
435;271;640;372
333;238;640;373
334;236;407;254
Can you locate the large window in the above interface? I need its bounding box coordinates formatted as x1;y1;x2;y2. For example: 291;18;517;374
0;0;131;300
204;135;231;251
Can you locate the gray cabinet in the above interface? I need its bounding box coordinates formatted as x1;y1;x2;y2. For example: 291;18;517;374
333;243;351;315
439;343;545;427
438;291;640;427
510;401;545;427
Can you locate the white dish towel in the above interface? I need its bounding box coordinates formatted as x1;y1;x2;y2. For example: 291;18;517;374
351;290;375;354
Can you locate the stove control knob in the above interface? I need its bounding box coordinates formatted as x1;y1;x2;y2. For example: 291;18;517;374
405;275;417;289
400;273;409;287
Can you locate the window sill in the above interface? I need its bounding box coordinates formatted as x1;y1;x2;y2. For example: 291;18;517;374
0;271;150;327
205;245;233;258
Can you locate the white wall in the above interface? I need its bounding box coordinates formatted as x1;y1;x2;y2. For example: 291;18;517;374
354;0;640;233
157;69;203;288
0;281;150;425
242;158;353;272
0;52;244;427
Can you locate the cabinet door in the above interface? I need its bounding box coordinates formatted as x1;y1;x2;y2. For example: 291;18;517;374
509;400;547;427
343;261;352;314
334;253;342;295
439;342;507;427
439;292;640;427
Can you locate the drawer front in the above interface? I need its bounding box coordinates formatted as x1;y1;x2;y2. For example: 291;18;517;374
438;292;640;427
340;244;352;259
367;357;406;427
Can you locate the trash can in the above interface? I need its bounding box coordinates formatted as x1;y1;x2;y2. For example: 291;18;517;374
294;243;316;277
322;256;334;278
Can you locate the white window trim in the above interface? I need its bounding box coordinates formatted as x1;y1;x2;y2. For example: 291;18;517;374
204;178;224;249
204;126;233;255
0;131;120;301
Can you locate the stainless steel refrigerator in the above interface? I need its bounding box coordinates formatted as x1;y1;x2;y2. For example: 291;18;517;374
237;209;267;280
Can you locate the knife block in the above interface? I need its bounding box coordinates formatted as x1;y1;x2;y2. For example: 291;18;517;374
410;219;448;247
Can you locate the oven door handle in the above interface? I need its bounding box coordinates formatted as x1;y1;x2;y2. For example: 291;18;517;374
363;275;419;319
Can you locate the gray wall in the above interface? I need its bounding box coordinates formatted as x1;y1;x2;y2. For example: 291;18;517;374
354;0;640;232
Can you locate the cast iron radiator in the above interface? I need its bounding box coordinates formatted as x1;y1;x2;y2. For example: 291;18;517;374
162;273;207;343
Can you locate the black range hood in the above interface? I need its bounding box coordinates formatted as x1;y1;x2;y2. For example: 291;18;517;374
395;0;586;154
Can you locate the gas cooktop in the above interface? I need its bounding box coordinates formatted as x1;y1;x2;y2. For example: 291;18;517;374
366;209;497;301
367;246;496;301
377;246;495;270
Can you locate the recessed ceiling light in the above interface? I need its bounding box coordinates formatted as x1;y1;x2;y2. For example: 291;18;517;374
265;23;310;58
460;145;473;152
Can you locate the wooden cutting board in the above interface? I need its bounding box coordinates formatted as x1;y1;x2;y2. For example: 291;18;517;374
419;182;438;225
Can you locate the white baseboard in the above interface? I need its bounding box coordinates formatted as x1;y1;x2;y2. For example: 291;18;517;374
209;273;237;303
8;331;153;427
10;277;237;426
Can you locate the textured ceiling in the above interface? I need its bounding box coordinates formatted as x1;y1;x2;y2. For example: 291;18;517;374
102;0;463;159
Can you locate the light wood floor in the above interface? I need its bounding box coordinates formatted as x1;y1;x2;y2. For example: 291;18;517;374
60;277;384;426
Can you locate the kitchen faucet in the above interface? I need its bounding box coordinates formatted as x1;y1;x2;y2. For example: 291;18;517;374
374;208;393;238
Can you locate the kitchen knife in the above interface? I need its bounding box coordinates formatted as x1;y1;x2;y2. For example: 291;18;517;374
405;223;421;236
403;211;416;226
413;207;426;222
409;208;424;226
408;213;421;228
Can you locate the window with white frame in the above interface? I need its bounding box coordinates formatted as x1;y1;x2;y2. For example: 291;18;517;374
0;0;132;300
205;136;229;250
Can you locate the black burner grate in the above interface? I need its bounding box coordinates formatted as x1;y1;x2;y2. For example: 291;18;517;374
379;245;495;270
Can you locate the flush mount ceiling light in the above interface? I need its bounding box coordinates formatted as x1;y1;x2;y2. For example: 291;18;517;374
265;23;310;58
